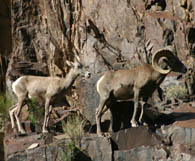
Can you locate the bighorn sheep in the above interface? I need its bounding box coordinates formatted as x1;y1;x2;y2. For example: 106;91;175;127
9;56;91;133
96;46;187;136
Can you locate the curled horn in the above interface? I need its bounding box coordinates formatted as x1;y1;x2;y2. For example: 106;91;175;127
152;46;175;74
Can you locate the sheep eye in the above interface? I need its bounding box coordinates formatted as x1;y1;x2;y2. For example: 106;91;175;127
169;59;175;64
77;64;83;68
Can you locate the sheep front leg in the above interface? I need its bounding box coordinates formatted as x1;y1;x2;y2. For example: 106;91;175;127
45;105;52;128
138;101;145;124
42;97;51;133
131;88;140;127
96;97;109;137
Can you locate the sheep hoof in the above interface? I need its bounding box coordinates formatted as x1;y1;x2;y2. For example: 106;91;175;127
104;132;111;138
97;131;104;137
131;121;139;127
97;132;111;138
42;129;49;133
97;133;104;137
20;129;26;134
143;122;148;126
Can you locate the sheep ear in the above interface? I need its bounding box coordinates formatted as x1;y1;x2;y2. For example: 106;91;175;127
75;55;80;62
66;60;73;67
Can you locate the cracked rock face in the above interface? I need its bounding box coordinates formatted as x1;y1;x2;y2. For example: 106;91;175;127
3;0;195;114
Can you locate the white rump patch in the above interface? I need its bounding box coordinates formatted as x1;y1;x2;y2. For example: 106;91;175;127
96;75;105;94
12;77;23;94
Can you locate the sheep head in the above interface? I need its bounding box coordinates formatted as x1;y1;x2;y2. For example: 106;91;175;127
66;55;91;79
152;46;187;74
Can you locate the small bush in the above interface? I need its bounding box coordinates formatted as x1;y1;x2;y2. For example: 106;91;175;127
59;140;92;161
59;141;79;161
0;93;13;131
28;98;44;126
62;115;86;147
60;115;87;161
0;94;12;117
165;85;188;100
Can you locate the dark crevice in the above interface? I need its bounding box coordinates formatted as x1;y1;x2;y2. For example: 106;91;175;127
93;44;114;70
188;28;195;44
87;19;105;43
68;0;74;41
163;29;174;46
136;25;145;38
58;1;67;36
187;28;195;55
87;19;125;63
146;0;166;11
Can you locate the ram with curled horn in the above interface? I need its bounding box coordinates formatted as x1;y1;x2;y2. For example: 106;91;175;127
95;45;187;136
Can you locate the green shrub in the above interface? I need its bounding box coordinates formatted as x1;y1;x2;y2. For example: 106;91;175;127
27;98;44;126
0;93;13;131
0;93;12;116
60;115;87;161
165;85;188;100
59;141;79;161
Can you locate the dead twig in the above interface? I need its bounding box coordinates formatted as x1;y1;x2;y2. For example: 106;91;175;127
53;108;80;124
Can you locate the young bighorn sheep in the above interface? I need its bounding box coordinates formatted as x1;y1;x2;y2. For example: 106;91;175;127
9;56;91;133
96;46;187;136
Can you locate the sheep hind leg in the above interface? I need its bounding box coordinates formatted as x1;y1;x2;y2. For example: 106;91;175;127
15;98;26;134
131;102;139;127
9;104;18;129
15;113;25;134
131;88;140;127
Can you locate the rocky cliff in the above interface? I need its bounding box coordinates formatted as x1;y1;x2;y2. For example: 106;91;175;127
0;0;195;161
0;0;194;115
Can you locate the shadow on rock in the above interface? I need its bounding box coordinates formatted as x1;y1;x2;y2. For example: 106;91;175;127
106;101;195;132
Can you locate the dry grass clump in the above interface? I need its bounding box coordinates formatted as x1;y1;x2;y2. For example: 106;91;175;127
62;114;86;147
165;85;188;100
